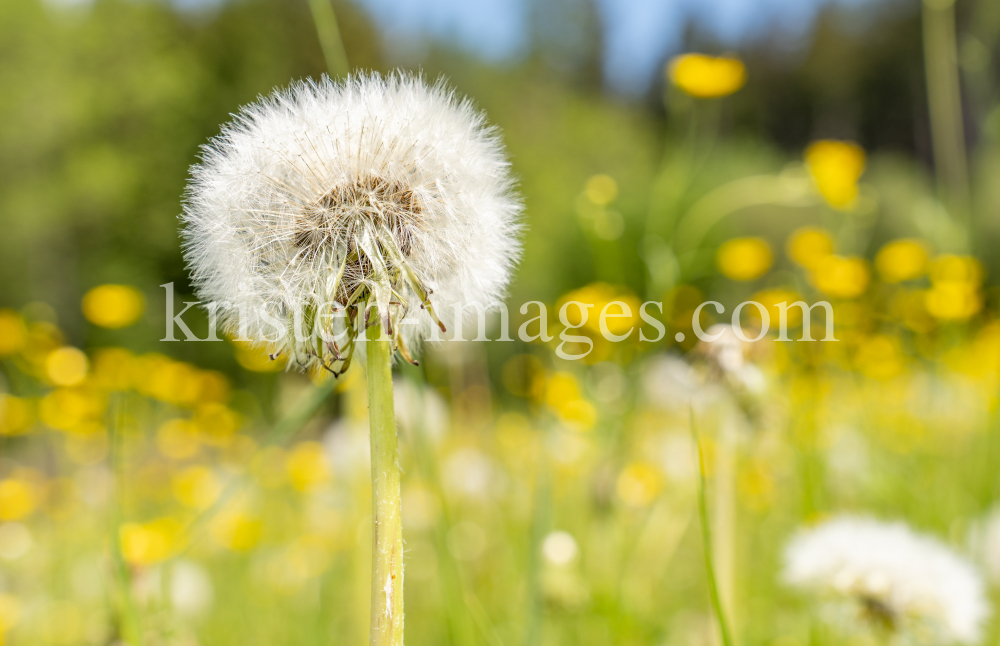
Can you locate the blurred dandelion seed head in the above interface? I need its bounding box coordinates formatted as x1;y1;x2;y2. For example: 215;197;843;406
182;72;521;372
783;516;989;644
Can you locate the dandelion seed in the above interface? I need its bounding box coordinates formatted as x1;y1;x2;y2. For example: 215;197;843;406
783;516;988;644
181;72;521;373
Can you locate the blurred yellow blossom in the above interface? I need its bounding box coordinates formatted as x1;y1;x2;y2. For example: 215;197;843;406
45;347;88;386
584;174;618;205
233;340;287;372
0;395;34;436
751;288;803;327
876;239;930;283
81;284;144;328
668;53;746;98
716;237;772;281
616;462;663;507
211;512;262;552
172;466;220;510
38;388;103;433
89;347;135;391
924;255;983;320
811;255;870;299
120;517;181;566
557;283;641;336
929;254;983;285
193;403;241;445
0;311;27;356
805;140;866;209
738;461;775;512
285;442;332;492
156;419;200;459
855;335;905;380
0;478;39;521
0;594;21;633
925;282;981;320
787;227;835;269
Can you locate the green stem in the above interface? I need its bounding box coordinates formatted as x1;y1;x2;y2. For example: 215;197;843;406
691;410;734;646
306;0;350;79
108;393;143;646
366;323;404;646
923;0;971;221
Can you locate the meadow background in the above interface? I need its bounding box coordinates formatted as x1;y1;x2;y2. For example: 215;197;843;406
3;0;1000;644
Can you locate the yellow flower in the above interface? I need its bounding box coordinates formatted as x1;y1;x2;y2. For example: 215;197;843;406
89;347;136;391
876;239;929;283
855;335;905;380
172;466;220;510
211;512;262;552
192;403;241;445
583;174;618;206
925;282;981;320
751;288;803;327
929;254;983;285
0;395;34;436
81;284;144;328
557;283;641;336
0;478;39;521
38;388;103;433
811;255;870;299
668;54;746;98
285;441;332;492
120;518;181;566
616;462;663;507
786;227;835;269
924;255;983;320
45;347;89;387
716;237;772;281
805;140;866;209
0;310;27;357
0;595;21;638
233;340;287;372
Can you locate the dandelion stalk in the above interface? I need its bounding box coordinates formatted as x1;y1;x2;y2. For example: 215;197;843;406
366;321;404;646
691;409;734;646
305;0;349;79
923;0;970;219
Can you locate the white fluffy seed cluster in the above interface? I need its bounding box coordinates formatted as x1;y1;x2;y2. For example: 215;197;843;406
181;72;521;371
783;516;988;644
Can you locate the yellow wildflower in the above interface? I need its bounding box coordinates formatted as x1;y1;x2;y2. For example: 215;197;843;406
805;140;866;209
811;255;870;299
616;462;663;507
81;284;144;328
786;227;835;269
0;395;33;436
0;310;27;356
668;54;746;98
583;174;618;205
45;347;89;387
233;340;287;372
120;518;181;566
876;239;930;283
285;441;332;492
716;237;772;281
0;478;38;521
172;466;220;510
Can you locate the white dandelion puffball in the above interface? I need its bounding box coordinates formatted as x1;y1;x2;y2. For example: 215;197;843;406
783;516;988;644
182;72;521;372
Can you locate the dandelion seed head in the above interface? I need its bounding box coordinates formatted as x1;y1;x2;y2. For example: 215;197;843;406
783;516;988;644
182;72;521;372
